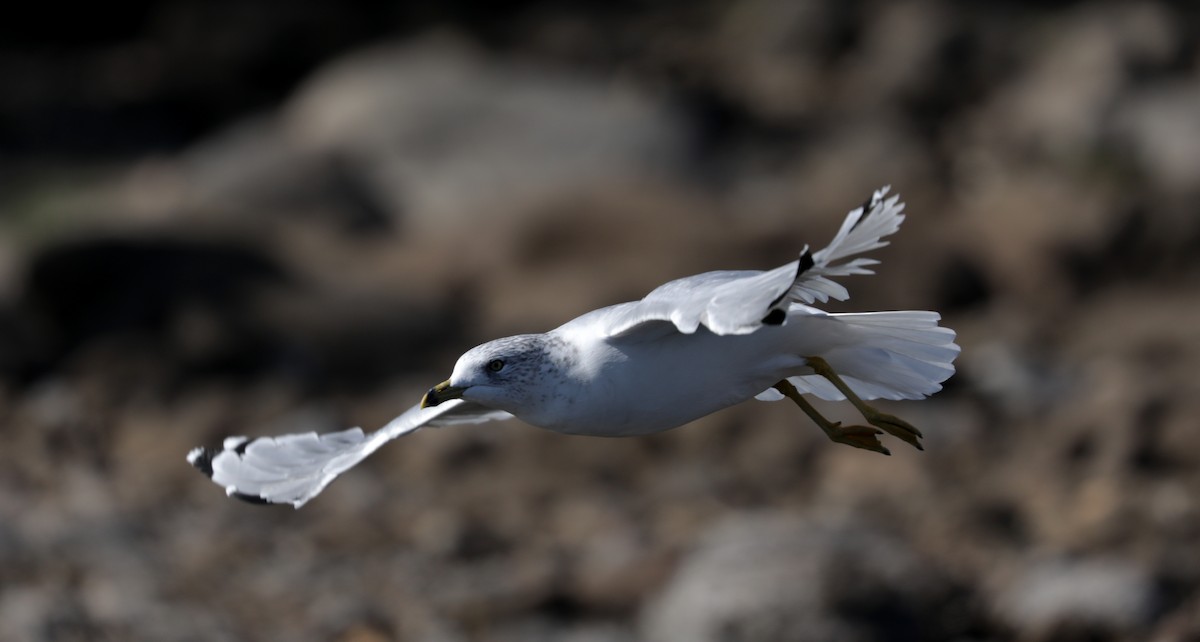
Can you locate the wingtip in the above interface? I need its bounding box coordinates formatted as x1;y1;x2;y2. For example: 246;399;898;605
230;490;275;506
850;187;891;233
190;442;290;507
187;447;215;478
797;247;815;275
223;485;292;507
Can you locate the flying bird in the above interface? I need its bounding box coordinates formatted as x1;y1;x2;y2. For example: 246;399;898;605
188;187;959;507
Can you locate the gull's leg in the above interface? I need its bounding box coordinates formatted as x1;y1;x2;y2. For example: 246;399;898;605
803;356;924;451
773;380;890;455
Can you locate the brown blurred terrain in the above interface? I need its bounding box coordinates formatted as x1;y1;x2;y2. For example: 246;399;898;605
2;2;1200;641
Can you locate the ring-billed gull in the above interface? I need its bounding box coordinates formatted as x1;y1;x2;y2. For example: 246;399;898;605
188;187;959;507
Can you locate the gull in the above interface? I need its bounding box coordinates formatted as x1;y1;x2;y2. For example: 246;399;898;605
188;187;959;507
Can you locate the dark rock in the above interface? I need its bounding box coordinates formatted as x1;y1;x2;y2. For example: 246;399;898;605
994;557;1157;638
20;235;287;381
641;512;983;642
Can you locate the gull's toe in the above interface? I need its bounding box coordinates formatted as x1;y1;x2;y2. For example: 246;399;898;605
865;411;924;451
829;423;891;456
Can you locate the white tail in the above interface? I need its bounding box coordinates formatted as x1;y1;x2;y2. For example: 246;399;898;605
783;310;959;401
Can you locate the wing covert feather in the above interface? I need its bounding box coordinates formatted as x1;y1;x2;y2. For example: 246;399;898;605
585;186;905;341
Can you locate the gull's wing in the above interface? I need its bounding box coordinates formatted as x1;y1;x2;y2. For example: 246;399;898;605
187;400;511;508
588;186;906;339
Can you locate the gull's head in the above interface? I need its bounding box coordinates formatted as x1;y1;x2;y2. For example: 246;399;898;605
422;334;565;414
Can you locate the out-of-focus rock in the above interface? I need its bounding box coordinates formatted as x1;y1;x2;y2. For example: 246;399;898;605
1114;81;1200;194
114;33;691;241
17;236;286;380
993;557;1156;638
960;340;1072;419
1153;593;1200;641
711;0;832;120
488;620;636;642
965;2;1175;158
124;116;393;233
284;35;689;235
640;511;970;642
947;172;1116;308
789;121;932;218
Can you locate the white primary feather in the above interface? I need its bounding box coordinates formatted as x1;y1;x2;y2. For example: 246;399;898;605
785;185;903;304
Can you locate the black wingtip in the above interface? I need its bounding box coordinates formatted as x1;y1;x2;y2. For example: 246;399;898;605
187;448;216;478
850;188;888;233
188;442;287;507
768;249;816;310
850;195;874;233
761;308;787;326
797;248;815;275
231;491;275;506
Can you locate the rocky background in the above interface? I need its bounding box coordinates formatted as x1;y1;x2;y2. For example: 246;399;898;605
2;1;1199;641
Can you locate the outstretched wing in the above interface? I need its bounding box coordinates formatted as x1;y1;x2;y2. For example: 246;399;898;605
187;400;511;508
590;186;905;339
789;185;905;304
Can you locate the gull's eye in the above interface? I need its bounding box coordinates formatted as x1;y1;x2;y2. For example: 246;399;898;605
487;359;505;373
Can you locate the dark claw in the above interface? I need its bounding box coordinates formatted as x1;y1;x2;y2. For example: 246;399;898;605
867;413;924;450
831;424;891;456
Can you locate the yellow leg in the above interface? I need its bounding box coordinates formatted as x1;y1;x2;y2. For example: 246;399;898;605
804;356;924;451
773;380;890;455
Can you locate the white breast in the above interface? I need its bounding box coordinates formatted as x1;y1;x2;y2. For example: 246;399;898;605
527;327;797;437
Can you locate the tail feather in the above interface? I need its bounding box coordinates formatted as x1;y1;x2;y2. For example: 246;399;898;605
784;310;959;401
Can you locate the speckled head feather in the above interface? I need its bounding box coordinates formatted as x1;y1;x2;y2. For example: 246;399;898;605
448;334;581;416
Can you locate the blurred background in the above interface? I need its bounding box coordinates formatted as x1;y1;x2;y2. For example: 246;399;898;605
2;1;1199;640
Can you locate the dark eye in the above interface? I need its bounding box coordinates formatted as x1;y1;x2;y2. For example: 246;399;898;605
487;359;505;372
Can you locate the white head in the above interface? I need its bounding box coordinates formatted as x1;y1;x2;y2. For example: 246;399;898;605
421;334;577;418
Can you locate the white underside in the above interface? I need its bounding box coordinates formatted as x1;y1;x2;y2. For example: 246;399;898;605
534;306;958;437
